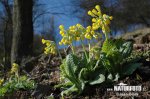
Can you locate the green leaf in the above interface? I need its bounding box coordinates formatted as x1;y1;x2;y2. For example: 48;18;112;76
78;68;89;83
15;83;24;89
89;74;105;85
102;39;114;54
136;73;142;80
55;81;73;88
19;75;27;81
61;85;78;96
100;54;112;72
107;73;119;82
113;73;120;81
0;87;8;96
107;74;113;80
58;54;85;95
65;54;78;78
122;63;141;75
120;41;133;58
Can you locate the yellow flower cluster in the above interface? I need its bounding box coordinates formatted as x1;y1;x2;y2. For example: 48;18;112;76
84;26;99;39
59;24;85;45
11;63;19;74
59;23;102;45
42;39;57;55
58;5;112;45
0;79;4;86
88;5;113;35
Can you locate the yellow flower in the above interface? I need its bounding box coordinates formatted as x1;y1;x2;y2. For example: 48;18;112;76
91;31;95;35
42;39;57;55
0;79;4;86
59;25;64;30
76;37;80;41
42;39;46;44
109;16;113;20
63;40;68;45
103;14;107;18
92;22;100;30
11;63;19;74
88;11;96;17
44;47;48;51
60;31;65;36
61;38;65;43
95;5;101;12
76;24;82;28
87;26;91;30
85;34;92;39
72;26;76;29
95;5;102;16
92;18;97;22
104;19;110;25
92;26;98;30
92;9;98;15
97;19;101;23
69;26;75;30
46;41;51;46
59;42;63;45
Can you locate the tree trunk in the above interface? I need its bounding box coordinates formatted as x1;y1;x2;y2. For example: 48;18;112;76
1;0;13;69
11;0;33;65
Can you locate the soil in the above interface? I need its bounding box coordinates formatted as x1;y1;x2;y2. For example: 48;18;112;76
28;53;150;99
3;47;150;99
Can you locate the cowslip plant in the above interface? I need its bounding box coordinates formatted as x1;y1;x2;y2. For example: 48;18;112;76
42;5;141;97
56;53;119;96
55;5;118;96
0;63;35;96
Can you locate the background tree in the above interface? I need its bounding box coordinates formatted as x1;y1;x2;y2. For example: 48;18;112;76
119;0;150;27
11;0;33;64
73;0;150;34
41;16;57;42
0;0;13;68
0;0;47;69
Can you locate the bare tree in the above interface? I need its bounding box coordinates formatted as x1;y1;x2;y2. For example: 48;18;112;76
72;0;150;34
11;0;33;64
0;0;13;68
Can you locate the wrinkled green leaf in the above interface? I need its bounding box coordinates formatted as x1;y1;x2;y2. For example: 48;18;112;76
61;85;78;96
89;74;105;85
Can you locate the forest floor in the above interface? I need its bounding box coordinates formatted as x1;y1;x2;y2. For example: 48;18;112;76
28;52;150;99
3;47;149;99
